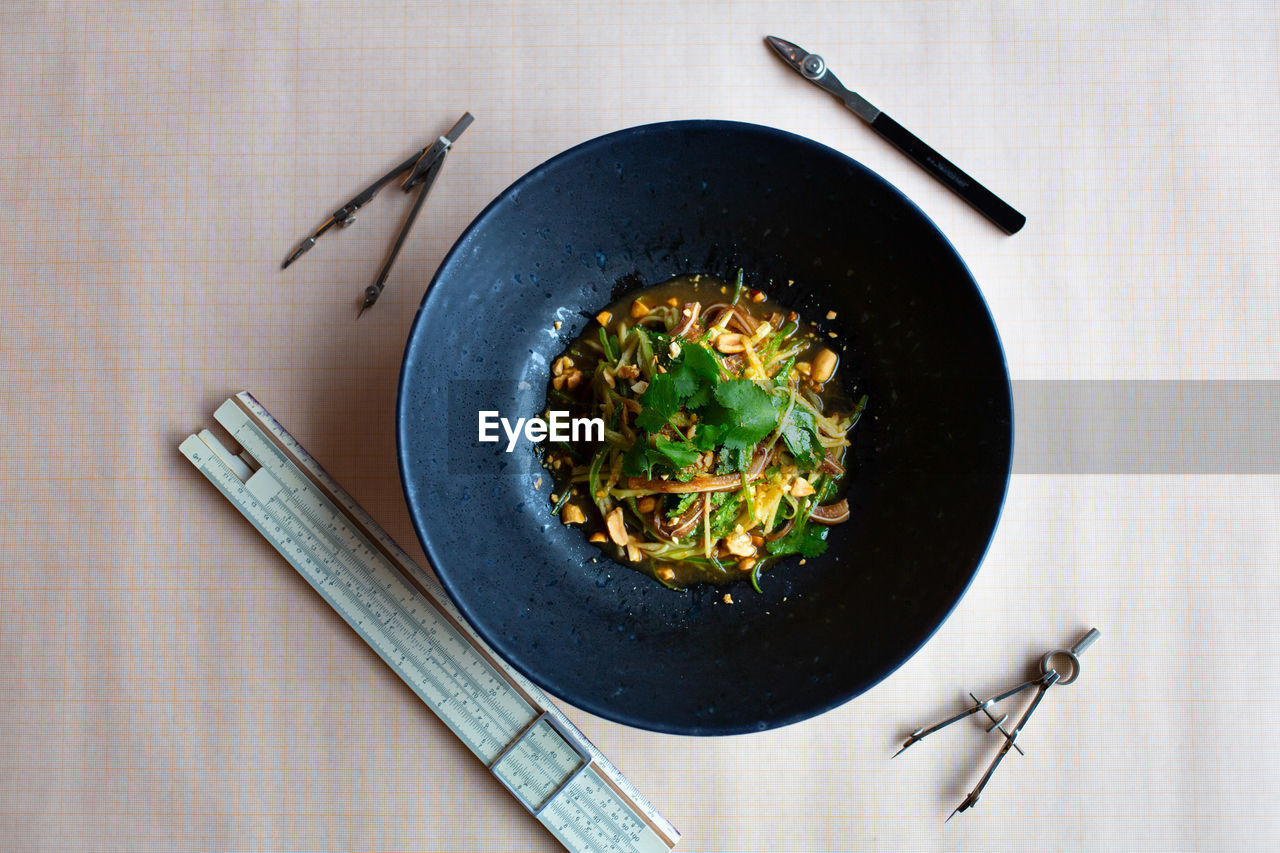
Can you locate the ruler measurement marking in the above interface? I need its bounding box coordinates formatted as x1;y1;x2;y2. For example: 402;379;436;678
227;456;521;759
491;716;593;814
183;397;678;852
233;427;537;753
223;396;550;720
542;769;658;853
230;394;635;796
306;523;528;756
254;487;504;755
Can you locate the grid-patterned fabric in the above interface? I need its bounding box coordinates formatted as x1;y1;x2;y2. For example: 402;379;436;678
2;2;1278;850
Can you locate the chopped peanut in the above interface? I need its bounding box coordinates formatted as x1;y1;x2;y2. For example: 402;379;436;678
561;504;586;525
552;375;566;390
810;348;838;383
723;531;755;558
549;492;559;503
605;507;628;546
617;364;640;380
826;310;838;320
749;289;766;303
630;299;650;318
657;566;676;581
564;369;583;390
588;531;608;543
795;361;811;377
750;533;765;547
714;333;745;354
666;297;678;307
738;557;757;572
790;477;816;497
722;593;734;604
553;320;562;330
637;496;657;514
626;540;642;562
631;381;648;394
596;310;612;326
669;341;682;358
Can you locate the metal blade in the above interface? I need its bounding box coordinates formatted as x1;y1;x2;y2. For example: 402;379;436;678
764;35;880;123
764;35;807;72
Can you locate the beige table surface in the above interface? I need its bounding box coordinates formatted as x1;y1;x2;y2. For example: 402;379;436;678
3;2;1279;850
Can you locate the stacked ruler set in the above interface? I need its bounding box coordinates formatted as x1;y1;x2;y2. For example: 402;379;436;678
180;393;679;853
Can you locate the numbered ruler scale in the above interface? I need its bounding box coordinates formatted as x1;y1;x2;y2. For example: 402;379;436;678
180;393;679;853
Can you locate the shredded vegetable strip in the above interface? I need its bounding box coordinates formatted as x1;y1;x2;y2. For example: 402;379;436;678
703;492;712;559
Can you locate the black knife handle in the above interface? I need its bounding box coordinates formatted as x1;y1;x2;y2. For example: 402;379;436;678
870;112;1025;235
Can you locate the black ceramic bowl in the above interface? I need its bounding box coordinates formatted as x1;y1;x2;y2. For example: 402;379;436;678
398;120;1012;735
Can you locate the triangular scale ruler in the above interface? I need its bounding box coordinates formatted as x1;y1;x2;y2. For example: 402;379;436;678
180;392;679;853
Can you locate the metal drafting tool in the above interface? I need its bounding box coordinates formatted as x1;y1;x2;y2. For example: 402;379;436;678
893;628;1101;819
765;36;1026;235
281;112;474;316
180;392;678;853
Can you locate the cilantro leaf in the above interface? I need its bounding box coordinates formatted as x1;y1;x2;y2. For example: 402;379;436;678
711;379;781;450
766;518;829;558
714;444;755;474
634;373;679;432
634;344;724;445
779;407;825;471
690;422;724;451
621;437;656;477
652;435;700;470
622;433;700;479
669;344;721;409
685;386;715;410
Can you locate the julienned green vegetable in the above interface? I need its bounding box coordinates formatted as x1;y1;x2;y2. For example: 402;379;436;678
544;272;863;591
